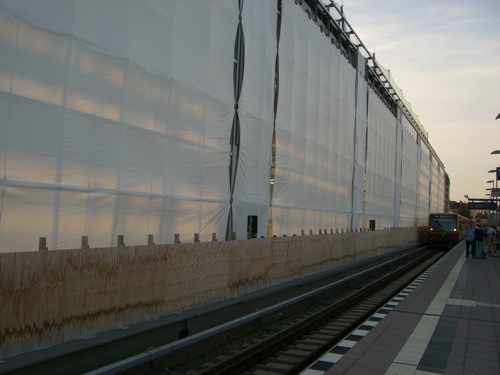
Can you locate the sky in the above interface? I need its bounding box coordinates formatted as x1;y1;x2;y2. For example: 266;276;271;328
333;0;500;203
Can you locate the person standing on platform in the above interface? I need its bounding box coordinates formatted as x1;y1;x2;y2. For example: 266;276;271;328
465;223;476;257
474;225;485;259
487;225;496;252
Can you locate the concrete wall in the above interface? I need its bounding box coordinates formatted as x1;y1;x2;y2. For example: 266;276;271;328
0;228;426;358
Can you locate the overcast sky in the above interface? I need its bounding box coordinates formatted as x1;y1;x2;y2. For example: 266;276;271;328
335;0;500;203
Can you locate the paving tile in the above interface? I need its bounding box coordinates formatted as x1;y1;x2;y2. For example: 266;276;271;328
302;244;500;375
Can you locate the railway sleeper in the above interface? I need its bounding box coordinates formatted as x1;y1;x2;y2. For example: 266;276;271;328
309;332;335;340
278;347;311;356
251;368;289;375
291;342;322;351
332;317;358;324
301;335;330;343
268;355;299;365
255;360;293;372
343;308;372;317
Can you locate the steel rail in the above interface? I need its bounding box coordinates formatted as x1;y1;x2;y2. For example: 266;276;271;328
192;249;438;374
1;246;426;375
86;247;428;374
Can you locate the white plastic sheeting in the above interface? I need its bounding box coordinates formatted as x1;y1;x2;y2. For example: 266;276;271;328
399;115;420;227
0;1;237;251
0;0;446;252
364;91;398;229
232;1;276;238
430;158;441;213
418;144;432;225
273;1;356;236
352;61;368;229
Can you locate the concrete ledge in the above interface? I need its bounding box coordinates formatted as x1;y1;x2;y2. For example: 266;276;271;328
0;227;426;358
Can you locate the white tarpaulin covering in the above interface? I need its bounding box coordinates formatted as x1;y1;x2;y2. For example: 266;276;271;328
399;115;419;226
351;61;368;230
0;0;447;252
418;144;432;225
0;1;237;251
430;158;441;213
273;1;356;236
364;91;397;229
232;0;276;238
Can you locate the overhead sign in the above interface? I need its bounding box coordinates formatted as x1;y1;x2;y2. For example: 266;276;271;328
492;188;500;197
468;201;498;210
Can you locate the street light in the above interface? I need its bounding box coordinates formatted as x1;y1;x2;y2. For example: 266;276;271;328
487;168;500;229
487;181;494;194
491;150;500;154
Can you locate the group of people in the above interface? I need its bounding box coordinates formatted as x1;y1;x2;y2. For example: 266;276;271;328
465;223;498;259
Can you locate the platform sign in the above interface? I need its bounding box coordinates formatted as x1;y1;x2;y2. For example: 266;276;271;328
491;188;500;197
468;201;497;210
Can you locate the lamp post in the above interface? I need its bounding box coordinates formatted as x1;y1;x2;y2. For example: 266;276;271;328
488;169;499;229
492;113;499;227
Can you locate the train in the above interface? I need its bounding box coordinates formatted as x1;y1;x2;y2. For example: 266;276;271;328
428;213;472;249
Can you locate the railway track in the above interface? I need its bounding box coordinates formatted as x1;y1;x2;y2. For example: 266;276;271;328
161;250;439;374
121;247;441;375
2;246;441;375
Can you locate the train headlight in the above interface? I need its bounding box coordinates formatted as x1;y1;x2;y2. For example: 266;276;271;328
453;228;457;232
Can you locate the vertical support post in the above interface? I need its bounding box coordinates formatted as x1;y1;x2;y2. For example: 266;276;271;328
81;236;89;249
38;237;48;251
117;235;125;247
174;234;180;244
179;319;189;339
148;234;155;246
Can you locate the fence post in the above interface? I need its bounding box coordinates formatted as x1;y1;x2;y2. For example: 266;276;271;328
117;235;125;247
81;236;89;249
38;237;48;251
148;234;155;246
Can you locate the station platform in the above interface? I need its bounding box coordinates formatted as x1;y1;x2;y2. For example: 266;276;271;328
302;241;500;375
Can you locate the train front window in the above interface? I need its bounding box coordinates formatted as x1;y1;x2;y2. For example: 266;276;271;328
430;217;456;232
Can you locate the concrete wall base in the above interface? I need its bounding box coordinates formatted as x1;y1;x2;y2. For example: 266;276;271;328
0;227;426;358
